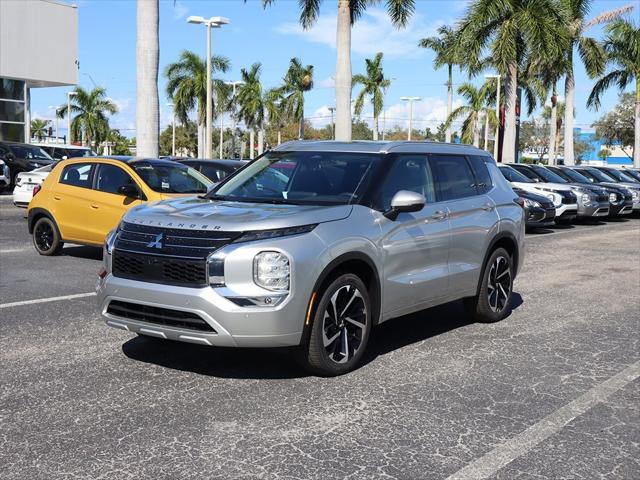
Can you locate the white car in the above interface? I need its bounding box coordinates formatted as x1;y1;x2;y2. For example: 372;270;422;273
12;163;54;207
498;165;578;221
0;159;9;189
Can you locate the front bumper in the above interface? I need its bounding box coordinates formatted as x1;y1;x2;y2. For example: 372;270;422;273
577;201;610;218
526;206;556;228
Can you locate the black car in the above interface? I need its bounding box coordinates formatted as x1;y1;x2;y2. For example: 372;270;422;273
175;159;246;183
0;141;55;185
547;166;633;217
513;187;556;230
38;144;96;160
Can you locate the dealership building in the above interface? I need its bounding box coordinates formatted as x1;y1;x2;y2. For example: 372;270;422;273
0;0;78;143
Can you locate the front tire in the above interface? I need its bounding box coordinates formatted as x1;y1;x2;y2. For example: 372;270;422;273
297;273;371;376
465;247;513;323
32;217;63;256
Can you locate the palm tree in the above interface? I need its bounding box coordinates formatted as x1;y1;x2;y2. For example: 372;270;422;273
455;0;568;162
237;63;266;159
543;101;566;164
559;1;633;165
277;58;314;140
588;18;639;168
165;51;231;158
30;119;50;141
136;0;159;157
57;86;118;151
444;82;496;147
353;52;390;141
265;88;286;146
419;26;461;143
258;0;415;141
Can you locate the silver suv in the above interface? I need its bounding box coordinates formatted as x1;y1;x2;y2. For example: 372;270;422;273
97;141;525;375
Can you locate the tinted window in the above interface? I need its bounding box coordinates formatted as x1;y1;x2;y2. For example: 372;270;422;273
499;166;532;183
201;165;229;182
95;164;136;194
430;155;477;200
529;165;567;183
468;156;493;193
601;168;638;183
8;145;52;160
510;165;541;181
556;167;590;184
379;155;435;210
60;163;94;188
132;162;211;193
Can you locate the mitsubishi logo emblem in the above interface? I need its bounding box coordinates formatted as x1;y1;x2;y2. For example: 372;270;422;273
147;233;164;249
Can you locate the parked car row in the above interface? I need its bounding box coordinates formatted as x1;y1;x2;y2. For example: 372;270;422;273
498;163;640;230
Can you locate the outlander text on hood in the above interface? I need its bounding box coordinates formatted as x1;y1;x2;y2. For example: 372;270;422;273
97;141;525;376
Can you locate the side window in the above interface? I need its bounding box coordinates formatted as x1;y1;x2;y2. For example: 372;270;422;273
379;155;435;210
60;163;94;188
95;164;136;194
468;156;493;193
511;165;538;181
430;155;478;201
201;165;227;182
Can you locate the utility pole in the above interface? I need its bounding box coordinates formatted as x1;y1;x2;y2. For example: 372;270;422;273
401;97;421;141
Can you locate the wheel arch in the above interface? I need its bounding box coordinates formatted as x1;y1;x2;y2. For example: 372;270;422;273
474;231;520;297
28;208;57;234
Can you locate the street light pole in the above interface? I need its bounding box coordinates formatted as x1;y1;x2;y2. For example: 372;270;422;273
167;102;175;156
328;106;336;140
67;91;77;144
224;80;244;158
401;96;421;141
485;74;501;160
188;16;230;159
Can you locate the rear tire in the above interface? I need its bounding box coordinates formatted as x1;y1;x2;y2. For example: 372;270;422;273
297;273;371;376
32;217;63;256
464;247;513;323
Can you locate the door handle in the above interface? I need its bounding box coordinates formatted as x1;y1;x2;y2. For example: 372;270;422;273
482;203;494;211
430;210;447;220
53;195;61;201
90;204;99;209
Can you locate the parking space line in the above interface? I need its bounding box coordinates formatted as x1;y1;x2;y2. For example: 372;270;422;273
446;361;640;480
0;292;96;309
0;247;32;254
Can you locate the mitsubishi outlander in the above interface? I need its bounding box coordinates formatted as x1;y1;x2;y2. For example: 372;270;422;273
97;141;525;376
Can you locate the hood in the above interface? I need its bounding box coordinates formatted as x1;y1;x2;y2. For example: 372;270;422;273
599;181;640;191
124;196;353;232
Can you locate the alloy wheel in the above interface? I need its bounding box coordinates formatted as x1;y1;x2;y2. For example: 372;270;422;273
487;256;511;313
322;284;368;364
35;222;54;252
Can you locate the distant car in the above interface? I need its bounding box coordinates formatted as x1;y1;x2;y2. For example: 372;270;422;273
497;164;578;222
175;159;246;183
0;159;10;189
27;156;212;255
513;187;556;230
35;144;97;161
571;166;640;212
547;166;634;217
0;141;55;185
511;163;611;218
593;166;640;185
619;168;640;183
12;163;56;207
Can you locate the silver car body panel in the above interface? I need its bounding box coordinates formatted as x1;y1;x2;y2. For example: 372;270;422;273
98;141;525;347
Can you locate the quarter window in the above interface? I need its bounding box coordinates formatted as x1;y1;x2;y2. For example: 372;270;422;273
60;163;94;188
95;164;136;195
430;155;478;200
379;155;435;210
468;156;493;193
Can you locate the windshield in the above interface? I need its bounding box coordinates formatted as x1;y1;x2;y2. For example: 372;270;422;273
210;151;380;205
133;162;212;194
530;165;567;183
601;168;638;183
498;166;532;183
10;145;53;161
582;168;616;183
554;167;589;184
622;169;640;182
64;148;96;158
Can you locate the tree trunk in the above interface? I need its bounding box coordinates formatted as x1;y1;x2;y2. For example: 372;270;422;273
446;64;453;143
555;118;562;163
564;59;575;165
634;79;640;168
473;114;480;147
548;88;557;166
373;114;379;141
249;130;255;160
298;115;304;140
197;122;205;158
136;0;159;157
501;62;518;163
258;128;264;156
335;0;352;141
277;129;282;146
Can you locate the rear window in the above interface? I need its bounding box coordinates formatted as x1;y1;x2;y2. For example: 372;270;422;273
60;163;94;188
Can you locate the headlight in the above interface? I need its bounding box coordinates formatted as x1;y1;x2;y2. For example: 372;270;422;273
581;193;590;204
523;198;541;208
104;228;117;255
546;194;555;201
253;251;290;291
632;191;639;201
609;193;617;203
235;224;316;243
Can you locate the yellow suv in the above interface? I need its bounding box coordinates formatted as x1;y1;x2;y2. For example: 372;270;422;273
28;156;212;255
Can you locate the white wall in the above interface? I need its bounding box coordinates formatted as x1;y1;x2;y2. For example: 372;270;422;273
0;0;78;87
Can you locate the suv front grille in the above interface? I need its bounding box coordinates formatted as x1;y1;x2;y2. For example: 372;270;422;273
107;300;215;332
113;251;207;287
559;190;577;205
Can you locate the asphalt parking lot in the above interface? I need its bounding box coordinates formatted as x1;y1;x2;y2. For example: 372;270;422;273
1;195;639;480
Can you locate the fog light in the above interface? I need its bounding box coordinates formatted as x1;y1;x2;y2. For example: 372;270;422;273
254;251;290;291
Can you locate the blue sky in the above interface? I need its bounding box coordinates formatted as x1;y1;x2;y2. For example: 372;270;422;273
31;0;639;138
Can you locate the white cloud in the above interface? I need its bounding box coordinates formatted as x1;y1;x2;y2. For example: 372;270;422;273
316;76;335;89
173;1;188;20
110;97;131;114
277;8;448;58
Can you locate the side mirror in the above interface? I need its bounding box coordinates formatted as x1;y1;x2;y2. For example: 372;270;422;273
384;190;425;220
118;184;142;199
